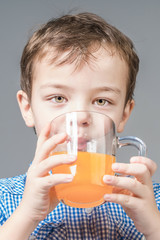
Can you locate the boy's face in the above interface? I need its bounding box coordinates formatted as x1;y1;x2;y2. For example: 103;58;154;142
17;47;134;135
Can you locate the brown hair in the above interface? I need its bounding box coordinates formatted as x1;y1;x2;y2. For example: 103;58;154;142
20;12;139;103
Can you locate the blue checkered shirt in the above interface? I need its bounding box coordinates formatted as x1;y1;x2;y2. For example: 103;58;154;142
0;174;160;239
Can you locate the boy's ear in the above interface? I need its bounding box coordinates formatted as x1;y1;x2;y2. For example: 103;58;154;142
17;90;35;127
117;99;135;133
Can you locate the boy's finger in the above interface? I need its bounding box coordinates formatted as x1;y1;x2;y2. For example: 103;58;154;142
103;192;139;209
35;122;51;152
34;132;68;164
103;175;150;198
111;162;152;185
35;154;77;177
40;173;74;190
130;156;157;176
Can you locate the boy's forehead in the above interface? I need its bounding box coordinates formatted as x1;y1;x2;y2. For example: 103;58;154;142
33;46;128;78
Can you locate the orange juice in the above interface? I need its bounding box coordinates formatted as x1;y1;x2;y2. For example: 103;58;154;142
52;151;115;208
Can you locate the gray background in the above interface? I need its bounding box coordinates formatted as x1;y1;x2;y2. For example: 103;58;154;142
0;0;160;182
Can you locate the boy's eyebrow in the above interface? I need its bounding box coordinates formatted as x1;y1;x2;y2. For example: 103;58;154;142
40;83;121;95
95;86;121;95
40;83;73;91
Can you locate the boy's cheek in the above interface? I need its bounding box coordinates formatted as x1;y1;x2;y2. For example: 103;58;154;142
117;120;127;132
117;99;135;133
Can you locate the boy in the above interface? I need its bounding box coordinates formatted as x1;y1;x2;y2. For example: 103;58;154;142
0;12;160;239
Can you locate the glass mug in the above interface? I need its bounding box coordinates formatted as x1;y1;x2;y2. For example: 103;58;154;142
50;111;146;208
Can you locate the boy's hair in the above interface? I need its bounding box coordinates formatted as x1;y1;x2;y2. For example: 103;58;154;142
20;12;139;104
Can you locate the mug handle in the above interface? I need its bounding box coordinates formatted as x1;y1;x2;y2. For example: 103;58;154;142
117;136;147;157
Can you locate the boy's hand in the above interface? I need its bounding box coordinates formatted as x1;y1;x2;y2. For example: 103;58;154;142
19;123;76;223
103;157;160;238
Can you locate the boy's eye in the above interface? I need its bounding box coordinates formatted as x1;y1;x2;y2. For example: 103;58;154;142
94;99;108;106
52;96;66;103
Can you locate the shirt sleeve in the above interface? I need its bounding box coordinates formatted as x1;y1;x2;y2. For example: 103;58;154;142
153;182;160;210
0;193;7;226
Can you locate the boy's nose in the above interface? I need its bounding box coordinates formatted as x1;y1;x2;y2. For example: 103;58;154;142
77;111;91;127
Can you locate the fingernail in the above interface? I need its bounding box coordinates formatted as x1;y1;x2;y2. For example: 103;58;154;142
66;136;71;142
58;132;67;138
67;155;77;162
112;163;120;170
130;157;138;163
104;194;112;201
66;174;74;182
103;175;113;182
64;155;77;163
